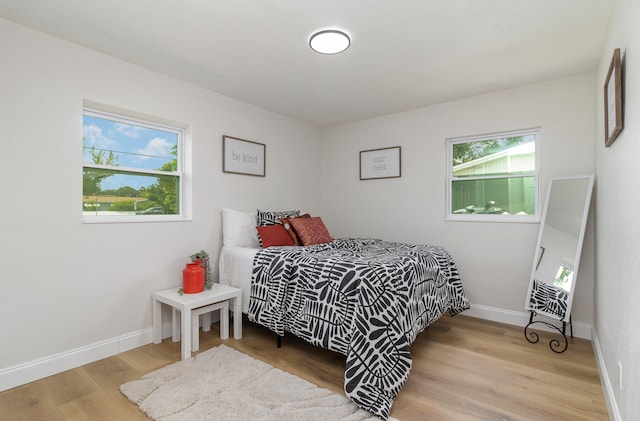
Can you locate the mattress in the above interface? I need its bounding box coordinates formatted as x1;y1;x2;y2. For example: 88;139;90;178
218;246;258;313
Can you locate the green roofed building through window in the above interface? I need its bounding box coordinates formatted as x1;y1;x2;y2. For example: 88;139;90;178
447;128;540;223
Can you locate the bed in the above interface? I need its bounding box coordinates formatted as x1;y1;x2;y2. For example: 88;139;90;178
218;209;469;419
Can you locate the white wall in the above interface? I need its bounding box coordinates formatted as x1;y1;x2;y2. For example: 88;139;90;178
594;0;640;419
320;73;596;328
0;18;320;387
3;9;633;415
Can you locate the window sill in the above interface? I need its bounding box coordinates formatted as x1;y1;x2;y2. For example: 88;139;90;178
446;214;540;223
82;215;192;224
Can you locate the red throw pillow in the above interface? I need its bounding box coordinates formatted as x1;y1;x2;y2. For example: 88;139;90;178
279;213;310;245
256;224;295;248
288;217;333;246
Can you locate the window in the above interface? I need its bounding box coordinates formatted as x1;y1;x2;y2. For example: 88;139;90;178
447;128;540;222
553;263;574;291
82;107;185;222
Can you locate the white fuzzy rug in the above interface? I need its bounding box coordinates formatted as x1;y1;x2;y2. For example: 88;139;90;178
120;344;384;420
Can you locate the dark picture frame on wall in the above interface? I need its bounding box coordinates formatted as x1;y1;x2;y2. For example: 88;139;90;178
359;146;401;180
604;48;623;147
222;135;266;176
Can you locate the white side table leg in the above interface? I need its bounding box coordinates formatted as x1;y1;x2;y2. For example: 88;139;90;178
233;294;242;339
220;301;229;340
202;312;211;332
181;308;192;360
152;298;162;344
192;313;200;352
172;308;180;342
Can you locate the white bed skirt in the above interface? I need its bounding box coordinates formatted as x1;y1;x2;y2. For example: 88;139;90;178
218;246;258;313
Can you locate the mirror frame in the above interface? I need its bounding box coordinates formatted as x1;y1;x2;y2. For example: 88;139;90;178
524;175;594;322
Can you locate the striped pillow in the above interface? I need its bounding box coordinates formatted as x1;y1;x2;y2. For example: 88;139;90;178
256;209;300;226
256;209;300;247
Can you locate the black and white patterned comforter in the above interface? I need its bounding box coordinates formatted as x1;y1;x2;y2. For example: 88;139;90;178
248;238;469;419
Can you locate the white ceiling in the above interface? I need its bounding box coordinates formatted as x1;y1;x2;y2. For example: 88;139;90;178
0;0;615;127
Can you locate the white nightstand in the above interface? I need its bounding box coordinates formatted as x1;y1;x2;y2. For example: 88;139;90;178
152;283;242;360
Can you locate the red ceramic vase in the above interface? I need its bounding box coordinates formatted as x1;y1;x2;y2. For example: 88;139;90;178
182;260;204;294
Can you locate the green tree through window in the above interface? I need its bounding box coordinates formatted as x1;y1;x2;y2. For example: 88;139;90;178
82;108;183;219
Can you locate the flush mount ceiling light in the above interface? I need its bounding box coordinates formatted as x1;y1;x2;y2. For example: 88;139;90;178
309;29;350;54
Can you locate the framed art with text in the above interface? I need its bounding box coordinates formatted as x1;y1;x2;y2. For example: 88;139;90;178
222;135;266;176
604;48;623;147
359;146;401;180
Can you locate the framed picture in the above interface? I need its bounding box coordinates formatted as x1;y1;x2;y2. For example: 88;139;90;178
359;146;401;180
222;135;265;176
604;48;623;147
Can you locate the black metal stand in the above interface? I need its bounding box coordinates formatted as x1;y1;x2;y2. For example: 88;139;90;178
524;311;573;353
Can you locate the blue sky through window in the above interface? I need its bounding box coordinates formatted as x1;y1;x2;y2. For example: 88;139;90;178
83;115;178;190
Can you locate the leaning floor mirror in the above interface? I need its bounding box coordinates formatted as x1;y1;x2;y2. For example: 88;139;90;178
524;175;594;353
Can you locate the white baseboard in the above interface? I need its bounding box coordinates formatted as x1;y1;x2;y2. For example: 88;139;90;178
0;328;153;393
464;303;592;339
0;305;593;394
0;315;212;393
591;328;621;421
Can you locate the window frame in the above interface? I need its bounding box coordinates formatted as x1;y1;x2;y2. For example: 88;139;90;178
82;104;189;224
446;128;541;223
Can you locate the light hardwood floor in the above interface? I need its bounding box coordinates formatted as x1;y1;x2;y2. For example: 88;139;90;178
0;315;608;420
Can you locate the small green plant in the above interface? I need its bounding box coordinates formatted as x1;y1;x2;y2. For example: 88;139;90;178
190;250;214;290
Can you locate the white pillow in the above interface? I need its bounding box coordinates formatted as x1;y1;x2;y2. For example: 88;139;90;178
222;208;260;248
